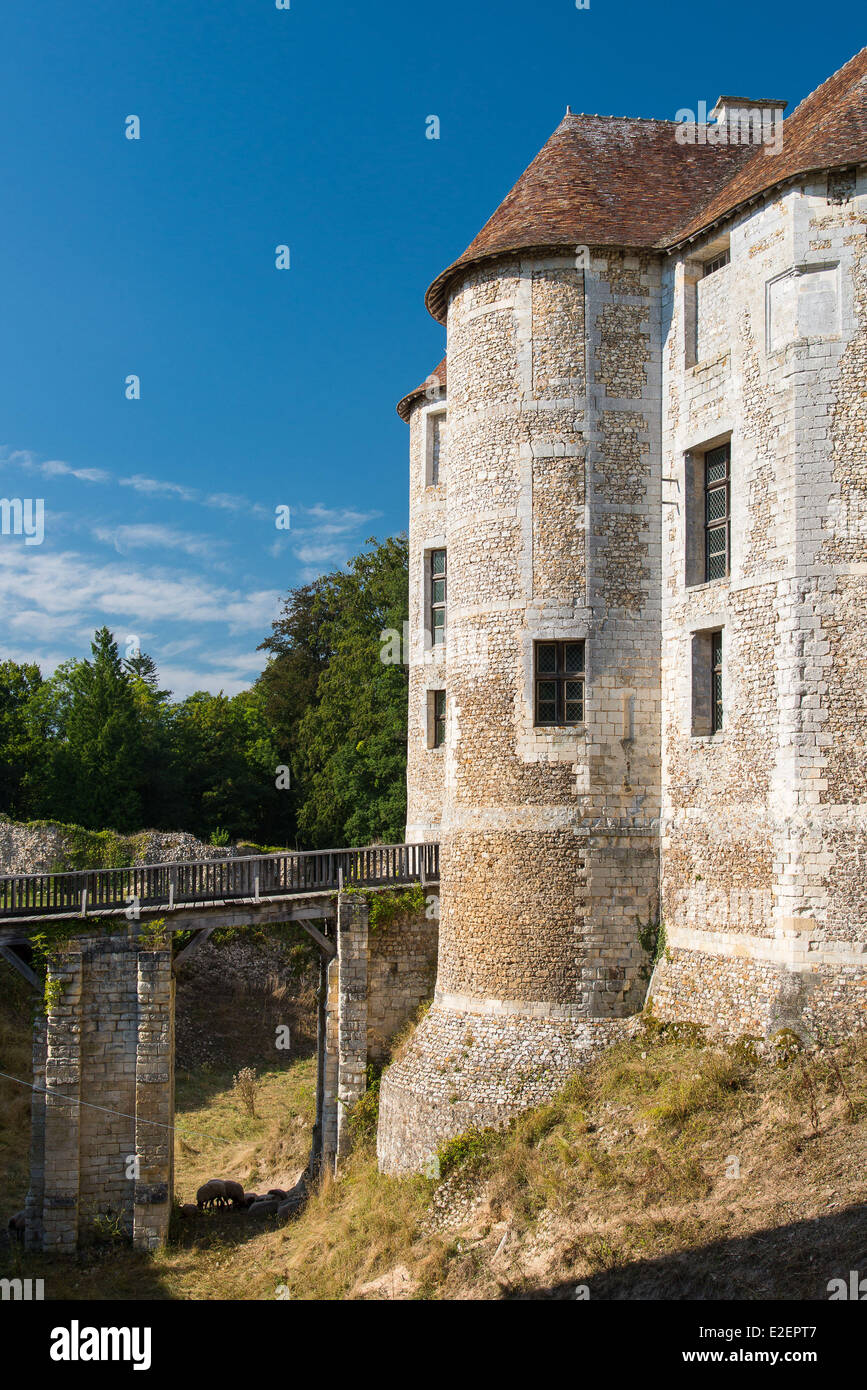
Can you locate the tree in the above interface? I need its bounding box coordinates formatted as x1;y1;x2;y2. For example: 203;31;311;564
48;628;144;831
0;660;46;817
170;686;283;844
286;536;409;846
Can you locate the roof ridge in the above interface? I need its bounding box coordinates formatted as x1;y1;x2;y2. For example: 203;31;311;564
561;112;682;125
783;43;867;123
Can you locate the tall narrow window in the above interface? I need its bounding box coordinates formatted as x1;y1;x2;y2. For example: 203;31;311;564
711;630;723;733
691;628;724;736
429;412;447;486
534;640;585;726
430;549;446;646
432;689;446;748
705;443;731;581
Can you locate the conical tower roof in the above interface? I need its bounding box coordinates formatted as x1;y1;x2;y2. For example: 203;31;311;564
396;356;447;421
425;113;749;321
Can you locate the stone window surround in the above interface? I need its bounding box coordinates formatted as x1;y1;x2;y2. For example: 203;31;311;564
683;427;734;589
421;401;447;488
422;541;447;650
516;620;589;762
688;613;728;741
683;232;731;369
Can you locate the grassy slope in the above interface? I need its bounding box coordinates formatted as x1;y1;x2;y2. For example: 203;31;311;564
2;1016;865;1300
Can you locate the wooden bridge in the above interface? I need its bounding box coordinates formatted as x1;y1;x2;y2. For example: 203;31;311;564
0;842;440;926
1;842;442;1252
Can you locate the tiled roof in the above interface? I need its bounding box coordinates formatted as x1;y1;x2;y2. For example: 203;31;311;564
396;356;447;421
422;47;867;323
424;116;750;321
665;46;867;246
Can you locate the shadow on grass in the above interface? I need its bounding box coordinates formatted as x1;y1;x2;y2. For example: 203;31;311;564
513;1202;867;1300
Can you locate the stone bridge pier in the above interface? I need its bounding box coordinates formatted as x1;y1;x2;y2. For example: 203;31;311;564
21;890;437;1251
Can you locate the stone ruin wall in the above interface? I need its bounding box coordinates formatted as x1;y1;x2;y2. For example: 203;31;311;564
0;819;237;876
653;170;867;1040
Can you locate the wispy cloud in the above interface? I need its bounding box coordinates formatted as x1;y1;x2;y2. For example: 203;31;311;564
119;474;199;502
0;447;111;484
0;548;279;636
92;522;222;560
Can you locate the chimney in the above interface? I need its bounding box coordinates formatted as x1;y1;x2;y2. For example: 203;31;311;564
710;95;787;150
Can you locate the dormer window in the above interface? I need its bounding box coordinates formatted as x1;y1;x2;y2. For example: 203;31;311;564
703;250;730;277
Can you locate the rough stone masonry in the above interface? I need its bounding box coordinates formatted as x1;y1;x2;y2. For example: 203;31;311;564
380;51;867;1173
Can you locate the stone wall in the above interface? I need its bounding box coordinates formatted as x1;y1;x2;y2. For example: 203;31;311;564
405;385;448;843
366;902;439;1060
656;168;867;1040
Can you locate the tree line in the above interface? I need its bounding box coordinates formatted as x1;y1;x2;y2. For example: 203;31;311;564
0;535;409;850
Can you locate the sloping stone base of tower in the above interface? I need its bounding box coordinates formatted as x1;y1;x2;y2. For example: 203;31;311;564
377;1005;626;1175
649;939;867;1043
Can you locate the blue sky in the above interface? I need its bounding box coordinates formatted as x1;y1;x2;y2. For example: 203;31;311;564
0;1;861;697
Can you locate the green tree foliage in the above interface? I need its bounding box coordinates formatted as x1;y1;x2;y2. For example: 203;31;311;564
258;535;408;847
0;659;46;817
48;628;145;832
0;536;410;848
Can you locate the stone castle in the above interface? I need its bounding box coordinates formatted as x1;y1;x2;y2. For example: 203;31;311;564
377;49;867;1173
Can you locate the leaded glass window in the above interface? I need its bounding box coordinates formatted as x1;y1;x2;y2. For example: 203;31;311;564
711;630;723;733
534;641;585;726
433;689;446;747
431;549;446;646
705;443;730;581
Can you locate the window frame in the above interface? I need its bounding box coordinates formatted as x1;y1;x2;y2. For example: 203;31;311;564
426;408;447;487
711;629;724;733
704;442;731;582
430;548;446;647
533;640;586;728
432;689;446;748
702;249;730;277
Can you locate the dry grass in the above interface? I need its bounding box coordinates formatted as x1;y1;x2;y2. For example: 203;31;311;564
2;1010;866;1301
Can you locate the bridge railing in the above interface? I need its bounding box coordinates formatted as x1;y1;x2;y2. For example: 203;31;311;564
0;842;440;920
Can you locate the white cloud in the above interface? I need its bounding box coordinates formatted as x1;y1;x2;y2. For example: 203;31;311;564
0;547;279;635
92;523;221;560
119;474;199;502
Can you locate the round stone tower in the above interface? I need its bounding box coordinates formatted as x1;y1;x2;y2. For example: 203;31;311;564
377;112;687;1174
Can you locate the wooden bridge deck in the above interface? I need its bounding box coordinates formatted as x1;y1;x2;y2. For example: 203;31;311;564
0;842;439;927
